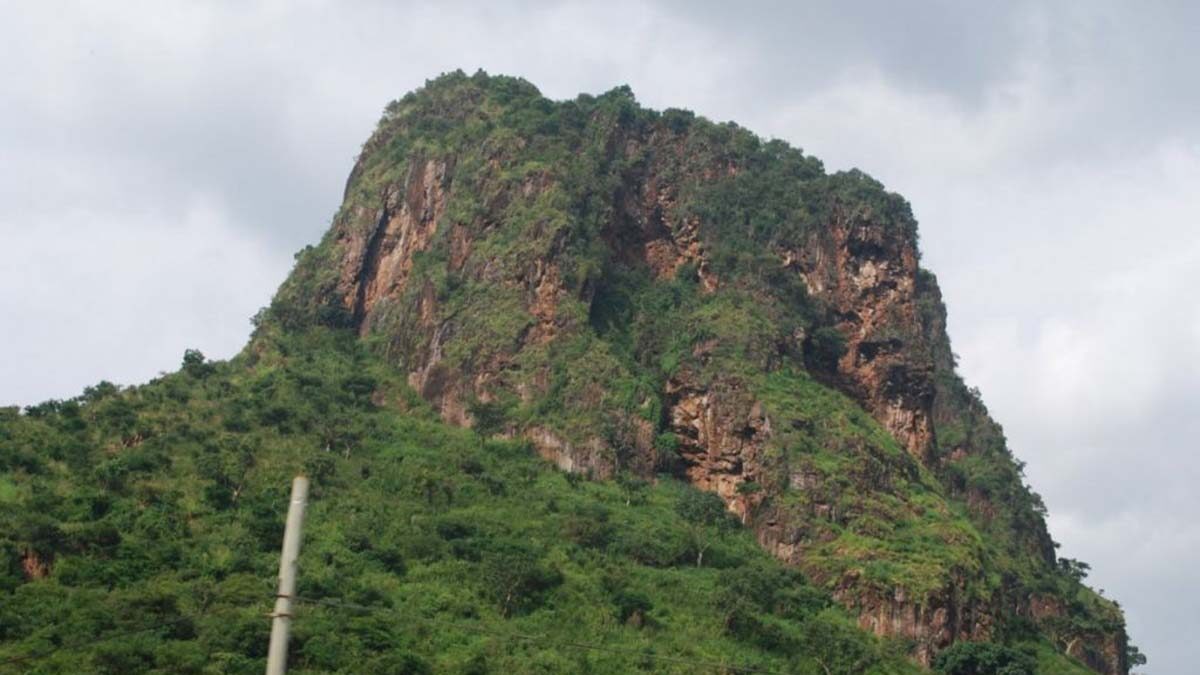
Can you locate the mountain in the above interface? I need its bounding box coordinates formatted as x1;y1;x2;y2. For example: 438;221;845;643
0;71;1137;674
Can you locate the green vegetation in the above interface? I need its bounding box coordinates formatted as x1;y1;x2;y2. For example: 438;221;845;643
1;332;925;674
932;642;1036;675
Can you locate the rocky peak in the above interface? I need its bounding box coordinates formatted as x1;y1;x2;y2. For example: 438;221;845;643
269;71;1130;673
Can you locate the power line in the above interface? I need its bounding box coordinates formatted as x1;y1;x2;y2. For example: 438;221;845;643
292;595;785;675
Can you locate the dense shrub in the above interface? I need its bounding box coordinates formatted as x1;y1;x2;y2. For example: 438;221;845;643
933;641;1037;675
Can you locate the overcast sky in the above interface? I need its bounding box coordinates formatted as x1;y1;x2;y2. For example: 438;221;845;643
2;1;1195;670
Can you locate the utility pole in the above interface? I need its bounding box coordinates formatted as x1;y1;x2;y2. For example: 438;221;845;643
266;476;309;675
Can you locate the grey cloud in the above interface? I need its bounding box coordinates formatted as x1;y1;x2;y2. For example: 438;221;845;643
659;0;1023;102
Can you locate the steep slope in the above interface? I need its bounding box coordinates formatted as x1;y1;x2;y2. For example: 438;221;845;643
274;71;1131;672
0;331;932;674
0;71;1136;674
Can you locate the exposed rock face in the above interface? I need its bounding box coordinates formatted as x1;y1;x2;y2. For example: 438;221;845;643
840;581;993;665
20;548;49;580
277;74;1130;673
526;425;609;476
339;158;450;330
786;211;935;460
1073;634;1128;675
665;375;770;522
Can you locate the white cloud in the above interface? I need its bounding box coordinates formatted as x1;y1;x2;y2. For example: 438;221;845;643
0;196;287;404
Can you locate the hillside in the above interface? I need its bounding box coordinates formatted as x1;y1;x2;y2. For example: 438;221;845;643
1;71;1136;674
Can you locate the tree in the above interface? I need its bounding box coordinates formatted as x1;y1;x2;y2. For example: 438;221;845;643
800;611;878;675
303;453;337;487
615;472;648;506
675;489;734;566
413;468;454;508
932;641;1036;675
197;438;255;509
653;432;681;473
468;398;511;438
81;381;120;403
1057;557;1091;583
181;349;215;378
1042;613;1106;659
805;326;847;373
561;504;613;549
480;545;562;617
1126;642;1148;670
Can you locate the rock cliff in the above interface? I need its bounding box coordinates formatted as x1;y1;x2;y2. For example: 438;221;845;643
273;71;1129;672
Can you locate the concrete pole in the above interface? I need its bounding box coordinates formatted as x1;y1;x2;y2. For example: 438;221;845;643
266;476;309;675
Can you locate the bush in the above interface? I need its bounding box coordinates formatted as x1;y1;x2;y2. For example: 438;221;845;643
611;521;691;567
561;504;613;549
718;563;826;622
364;651;432;674
805;326;847;372
799;611;879;674
675;489;729;527
675;488;735;567
468;398;512;437
613;588;653;626
480;544;562;617
932;641;1036;675
181;349;215;378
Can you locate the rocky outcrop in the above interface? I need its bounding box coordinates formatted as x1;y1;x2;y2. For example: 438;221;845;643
665;374;770;521
526;425;613;478
785;210;936;460
338;158;450;330
841;582;994;665
20;548;50;580
278;75;1129;673
1072;634;1127;675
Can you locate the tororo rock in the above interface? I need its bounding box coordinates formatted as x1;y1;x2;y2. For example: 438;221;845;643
273;72;1129;673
